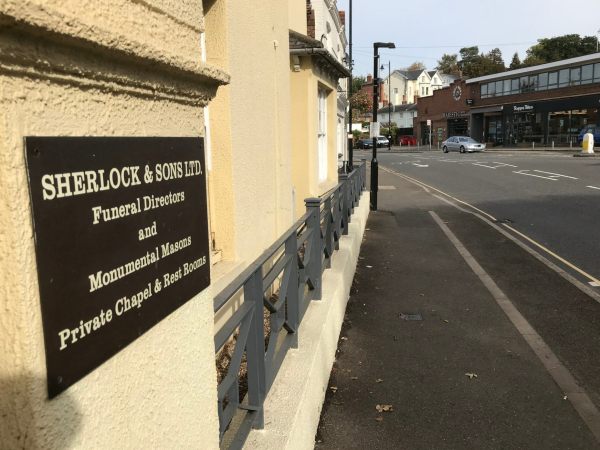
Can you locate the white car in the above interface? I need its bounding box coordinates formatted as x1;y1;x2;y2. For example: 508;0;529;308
376;136;389;147
442;136;486;153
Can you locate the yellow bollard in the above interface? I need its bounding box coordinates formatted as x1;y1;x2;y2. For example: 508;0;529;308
582;132;595;154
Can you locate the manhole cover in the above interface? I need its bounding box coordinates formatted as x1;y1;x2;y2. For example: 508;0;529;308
399;313;423;321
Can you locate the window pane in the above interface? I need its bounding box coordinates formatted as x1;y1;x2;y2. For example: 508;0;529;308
529;75;538;91
496;81;503;95
520;76;529;93
511;78;519;93
481;84;488;97
594;63;600;82
559;68;569;87
582;65;593;83
570;67;581;85
548;71;558;88
538;72;548;89
503;79;511;94
489;82;496;95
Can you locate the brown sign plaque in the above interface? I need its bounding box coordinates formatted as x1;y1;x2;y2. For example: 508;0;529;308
25;137;210;398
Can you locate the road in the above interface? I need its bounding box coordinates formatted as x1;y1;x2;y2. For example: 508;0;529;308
357;149;600;288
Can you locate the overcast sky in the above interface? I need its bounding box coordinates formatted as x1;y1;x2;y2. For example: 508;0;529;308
336;0;600;76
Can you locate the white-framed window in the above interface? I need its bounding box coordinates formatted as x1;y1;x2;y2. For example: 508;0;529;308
318;88;328;182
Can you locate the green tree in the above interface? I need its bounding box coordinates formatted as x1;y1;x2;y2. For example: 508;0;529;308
351;76;366;94
436;53;461;76
523;34;597;66
458;46;482;77
509;52;522;70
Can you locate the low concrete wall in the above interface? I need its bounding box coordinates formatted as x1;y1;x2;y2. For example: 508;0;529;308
244;191;370;449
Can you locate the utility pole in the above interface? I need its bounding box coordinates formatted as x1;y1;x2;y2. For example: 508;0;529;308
370;42;395;211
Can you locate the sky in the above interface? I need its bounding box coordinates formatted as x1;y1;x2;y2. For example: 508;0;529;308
336;0;600;76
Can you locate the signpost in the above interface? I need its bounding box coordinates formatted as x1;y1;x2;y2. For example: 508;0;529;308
25;137;211;397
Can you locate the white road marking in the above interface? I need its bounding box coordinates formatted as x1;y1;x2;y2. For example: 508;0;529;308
472;163;498;169
589;281;600;287
587;186;600;191
493;162;518;168
430;210;600;444
513;170;557;180
378;185;397;190
413;163;429;167
534;170;578;180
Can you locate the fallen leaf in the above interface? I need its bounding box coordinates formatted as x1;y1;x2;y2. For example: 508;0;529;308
563;395;568;400
330;386;338;393
341;336;348;341
443;319;449;323
376;379;383;383
375;417;384;422
366;265;373;269
375;404;393;413
351;376;358;380
465;373;478;379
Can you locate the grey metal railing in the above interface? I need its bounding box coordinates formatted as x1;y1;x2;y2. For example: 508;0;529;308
213;162;366;446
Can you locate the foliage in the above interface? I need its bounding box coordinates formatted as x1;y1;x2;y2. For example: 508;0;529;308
457;46;505;78
406;61;426;71
352;129;362;141
436;54;461;76
350;90;372;116
351;76;366;94
509;52;522;70
523;34;597;66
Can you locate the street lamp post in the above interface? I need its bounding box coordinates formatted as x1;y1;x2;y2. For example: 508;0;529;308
370;42;395;211
346;0;353;172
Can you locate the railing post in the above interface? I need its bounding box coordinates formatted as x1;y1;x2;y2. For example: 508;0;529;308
305;198;322;299
324;196;333;269
339;174;350;235
285;233;299;349
244;270;266;429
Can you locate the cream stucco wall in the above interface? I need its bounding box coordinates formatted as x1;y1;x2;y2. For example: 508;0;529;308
0;1;228;448
288;0;308;35
290;59;339;218
206;0;293;264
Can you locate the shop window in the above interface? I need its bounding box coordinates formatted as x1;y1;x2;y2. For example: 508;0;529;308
481;83;488;98
519;76;529;93
503;79;511;95
594;63;600;82
570;67;581;86
511;78;519;94
559;69;569;87
538;72;548;90
548;71;558;89
529;75;538;91
582;65;593;84
495;81;503;95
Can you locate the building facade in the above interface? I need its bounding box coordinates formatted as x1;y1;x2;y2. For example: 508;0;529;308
416;54;600;147
1;0;352;448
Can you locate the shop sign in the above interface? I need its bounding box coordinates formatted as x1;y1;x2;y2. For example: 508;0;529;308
513;104;534;113
25;137;210;398
443;111;468;118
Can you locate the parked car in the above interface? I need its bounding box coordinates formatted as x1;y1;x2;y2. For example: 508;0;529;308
577;125;600;144
442;136;486;153
355;139;373;149
399;135;417;146
376;136;389;147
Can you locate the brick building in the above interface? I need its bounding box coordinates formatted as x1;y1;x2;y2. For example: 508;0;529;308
416;53;600;147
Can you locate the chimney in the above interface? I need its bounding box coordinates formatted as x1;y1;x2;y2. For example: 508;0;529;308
339;11;345;26
306;0;315;38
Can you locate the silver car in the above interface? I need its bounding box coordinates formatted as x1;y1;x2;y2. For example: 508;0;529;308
442;136;486;153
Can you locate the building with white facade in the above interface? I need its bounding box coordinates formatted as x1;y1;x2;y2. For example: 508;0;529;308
382;69;458;105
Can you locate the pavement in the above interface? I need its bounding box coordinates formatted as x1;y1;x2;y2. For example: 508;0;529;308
315;167;600;449
362;145;586;154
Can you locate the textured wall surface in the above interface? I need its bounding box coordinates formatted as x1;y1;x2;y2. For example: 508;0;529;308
0;1;226;448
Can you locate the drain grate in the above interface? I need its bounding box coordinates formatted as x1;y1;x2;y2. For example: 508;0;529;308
399;313;423;321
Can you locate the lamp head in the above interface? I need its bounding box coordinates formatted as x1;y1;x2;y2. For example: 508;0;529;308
374;42;396;49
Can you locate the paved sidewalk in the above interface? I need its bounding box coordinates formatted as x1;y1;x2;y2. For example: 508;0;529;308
315;168;600;449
